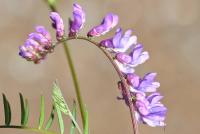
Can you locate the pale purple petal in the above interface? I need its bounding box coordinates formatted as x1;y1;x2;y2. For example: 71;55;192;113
69;3;85;36
35;26;51;42
116;53;132;64
143;73;157;82
100;38;113;48
102;13;118;30
149;106;167;114
147;93;163;104
50;12;65;40
87;13;118;37
29;33;49;45
112;29;136;53
112;28;123;48
131;44;143;61
126;73;140;88
128;44;149;67
136;101;149;116
143;117;166;127
115;60;134;74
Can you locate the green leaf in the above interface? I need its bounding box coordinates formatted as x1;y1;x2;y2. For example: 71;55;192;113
19;93;26;125
2;94;11;126
52;82;82;134
55;104;64;134
23;99;29;126
38;95;45;129
70;101;77;134
52;82;69;115
84;110;89;134
19;93;29;126
45;105;55;130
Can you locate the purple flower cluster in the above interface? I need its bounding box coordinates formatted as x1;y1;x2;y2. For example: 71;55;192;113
19;26;53;63
127;73;167;126
101;28;167;126
18;3;167;127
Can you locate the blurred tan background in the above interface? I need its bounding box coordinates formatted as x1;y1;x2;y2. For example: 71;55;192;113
0;0;200;134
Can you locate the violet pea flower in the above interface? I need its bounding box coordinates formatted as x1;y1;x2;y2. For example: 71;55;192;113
100;28;137;53
69;3;85;36
127;73;160;93
135;92;167;127
87;13;118;37
50;12;65;40
116;43;149;67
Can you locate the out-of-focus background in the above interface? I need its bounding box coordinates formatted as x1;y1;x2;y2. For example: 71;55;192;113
0;0;200;134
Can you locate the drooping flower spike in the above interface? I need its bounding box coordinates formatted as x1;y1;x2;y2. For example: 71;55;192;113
135;92;167;127
100;28;137;53
69;3;86;36
19;26;53;63
127;73;160;93
87;13;118;37
18;3;167;128
50;12;65;40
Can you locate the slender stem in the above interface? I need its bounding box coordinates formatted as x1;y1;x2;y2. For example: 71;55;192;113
57;36;139;134
63;43;86;128
44;1;87;129
0;125;56;134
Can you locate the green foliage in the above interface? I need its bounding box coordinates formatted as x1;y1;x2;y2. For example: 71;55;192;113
24;99;29;126
39;95;45;129
52;82;83;134
19;93;29;126
70;101;77;134
84;110;89;134
0;81;86;134
45;105;55;130
2;94;11;126
55;104;65;134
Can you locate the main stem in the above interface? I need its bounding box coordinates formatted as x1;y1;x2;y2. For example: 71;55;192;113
45;2;86;129
63;42;86;127
57;36;139;134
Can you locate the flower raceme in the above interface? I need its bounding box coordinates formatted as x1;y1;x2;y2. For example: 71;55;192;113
19;26;53;64
19;3;167;127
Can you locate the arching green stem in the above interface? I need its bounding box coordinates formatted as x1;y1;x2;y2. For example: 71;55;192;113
56;36;139;134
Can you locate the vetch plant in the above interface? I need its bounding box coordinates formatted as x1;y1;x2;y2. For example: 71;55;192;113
1;1;167;134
